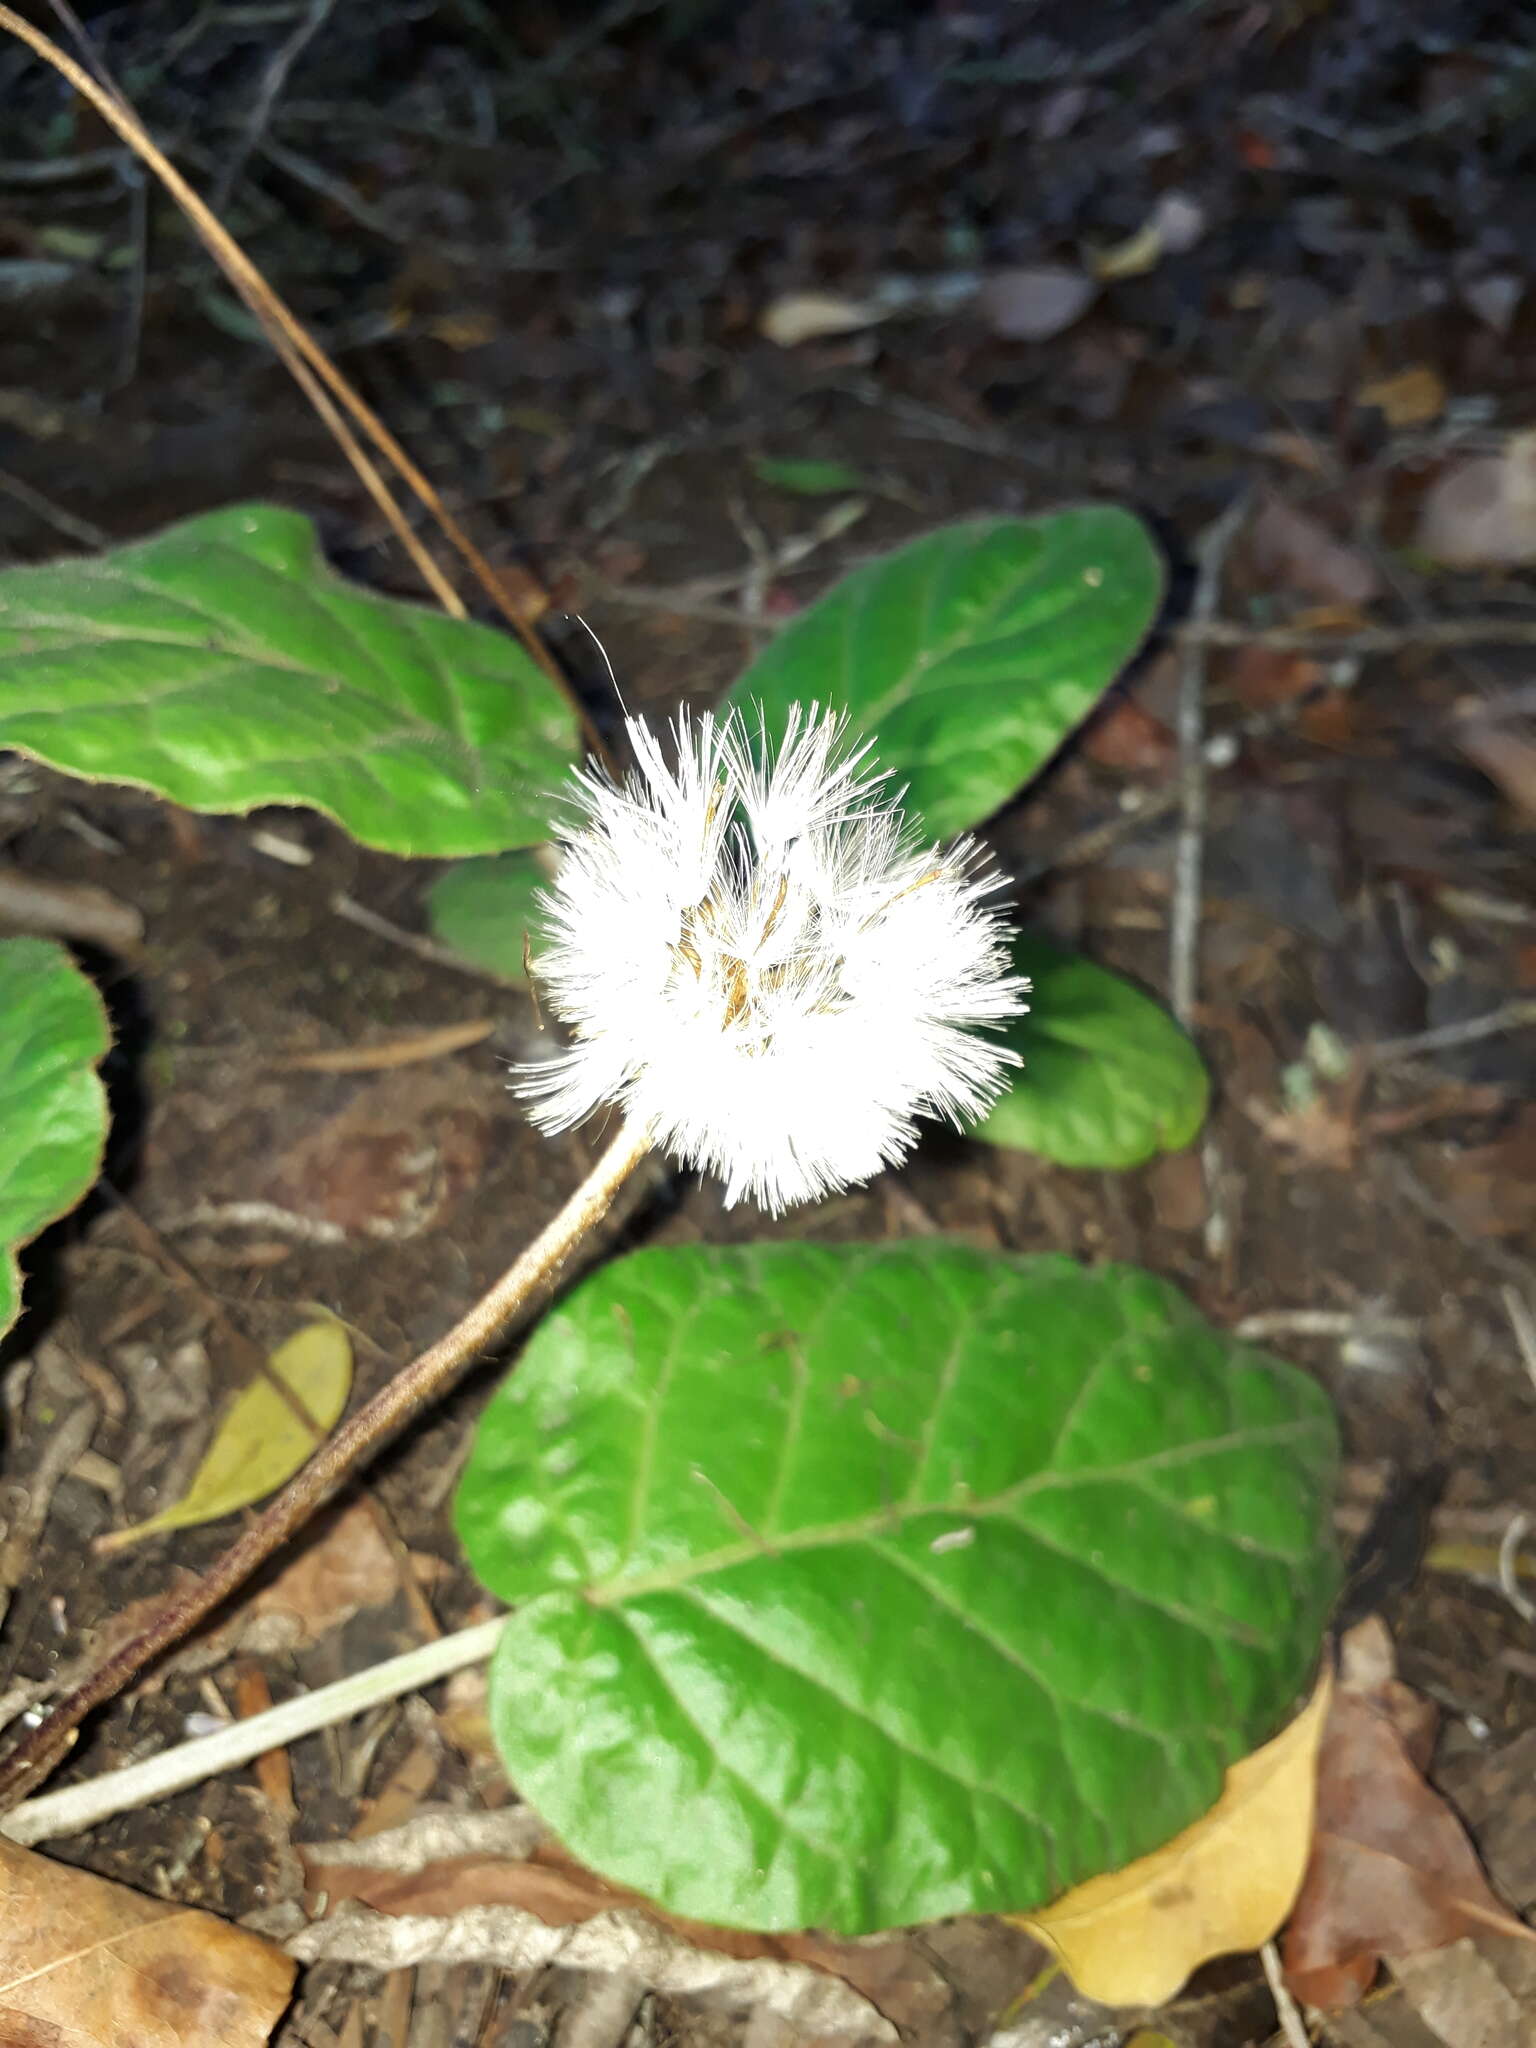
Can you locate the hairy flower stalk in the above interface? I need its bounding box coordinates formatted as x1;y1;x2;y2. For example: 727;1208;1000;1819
522;704;1029;1211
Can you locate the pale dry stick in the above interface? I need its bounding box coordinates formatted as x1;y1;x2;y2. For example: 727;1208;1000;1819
213;0;337;212
0;9;597;747
1171;493;1250;1267
2;9;460;620
1497;1511;1536;1627
1502;1284;1536;1395
1170;493;1249;1023
1259;1939;1312;2048
1368;998;1536;1065
1234;1309;1416;1343
0;1617;504;1846
0;1122;652;1810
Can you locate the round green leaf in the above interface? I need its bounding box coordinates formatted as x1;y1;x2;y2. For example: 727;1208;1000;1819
976;934;1209;1168
0;937;111;1339
0;504;580;856
724;509;1165;839
426;849;549;983
457;1241;1338;1935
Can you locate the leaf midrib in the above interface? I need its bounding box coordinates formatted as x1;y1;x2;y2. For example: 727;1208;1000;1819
585;1416;1321;1605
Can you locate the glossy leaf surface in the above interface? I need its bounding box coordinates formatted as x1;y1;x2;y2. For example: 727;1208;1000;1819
458;1241;1339;1934
0;505;580;855
426;849;548;983
977;934;1209;1167
725;510;1163;837
0;938;110;1339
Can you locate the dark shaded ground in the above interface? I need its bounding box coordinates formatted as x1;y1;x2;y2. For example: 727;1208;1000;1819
2;2;1536;2043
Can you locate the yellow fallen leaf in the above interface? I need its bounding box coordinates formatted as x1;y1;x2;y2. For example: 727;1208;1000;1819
1088;218;1164;280
1358;365;1445;429
1014;1668;1333;2007
98;1320;352;1552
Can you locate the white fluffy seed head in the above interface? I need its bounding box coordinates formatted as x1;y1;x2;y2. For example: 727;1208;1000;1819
519;703;1029;1213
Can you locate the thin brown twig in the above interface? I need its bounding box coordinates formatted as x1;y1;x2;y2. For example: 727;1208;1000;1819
0;1123;650;1810
0;9;604;758
330;891;529;992
213;0;337;213
0;468;108;549
1186;615;1536;653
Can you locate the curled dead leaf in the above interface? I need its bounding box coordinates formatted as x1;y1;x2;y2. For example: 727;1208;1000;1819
1014;1670;1332;2006
1282;1618;1536;2010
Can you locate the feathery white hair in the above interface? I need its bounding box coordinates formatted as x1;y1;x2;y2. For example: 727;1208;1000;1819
519;704;1029;1213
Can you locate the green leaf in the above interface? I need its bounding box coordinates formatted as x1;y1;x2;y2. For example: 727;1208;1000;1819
99;1318;353;1551
0;504;581;857
426;849;549;984
457;1242;1339;1935
0;938;111;1341
750;457;873;496
977;934;1209;1168
724;509;1164;839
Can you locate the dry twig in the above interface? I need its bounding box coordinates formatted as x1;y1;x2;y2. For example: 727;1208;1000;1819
1171;494;1249;1267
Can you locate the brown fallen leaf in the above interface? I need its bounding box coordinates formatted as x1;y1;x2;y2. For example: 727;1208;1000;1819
1416;1105;1536;1242
0;1835;293;2046
235;1661;296;1826
1249;492;1381;607
1281;1618;1535;2009
1454;717;1536;817
247;1498;401;1644
1224;645;1326;710
1415;431;1536;568
1081;696;1176;772
1011;1671;1332;2006
260;1077;490;1242
1389;1939;1531;2048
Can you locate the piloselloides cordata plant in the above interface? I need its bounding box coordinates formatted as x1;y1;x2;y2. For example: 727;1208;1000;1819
0;503;1338;1947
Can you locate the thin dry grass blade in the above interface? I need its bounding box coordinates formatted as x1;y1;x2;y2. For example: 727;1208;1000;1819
0;8;584;722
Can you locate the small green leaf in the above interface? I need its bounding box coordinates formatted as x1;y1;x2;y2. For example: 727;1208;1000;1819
457;1242;1338;1935
725;509;1164;839
977;934;1209;1168
0;504;581;856
99;1319;352;1551
0;938;111;1341
751;457;873;496
426;849;549;984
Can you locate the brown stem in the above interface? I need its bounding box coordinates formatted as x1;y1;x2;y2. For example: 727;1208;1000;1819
0;1123;651;1810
